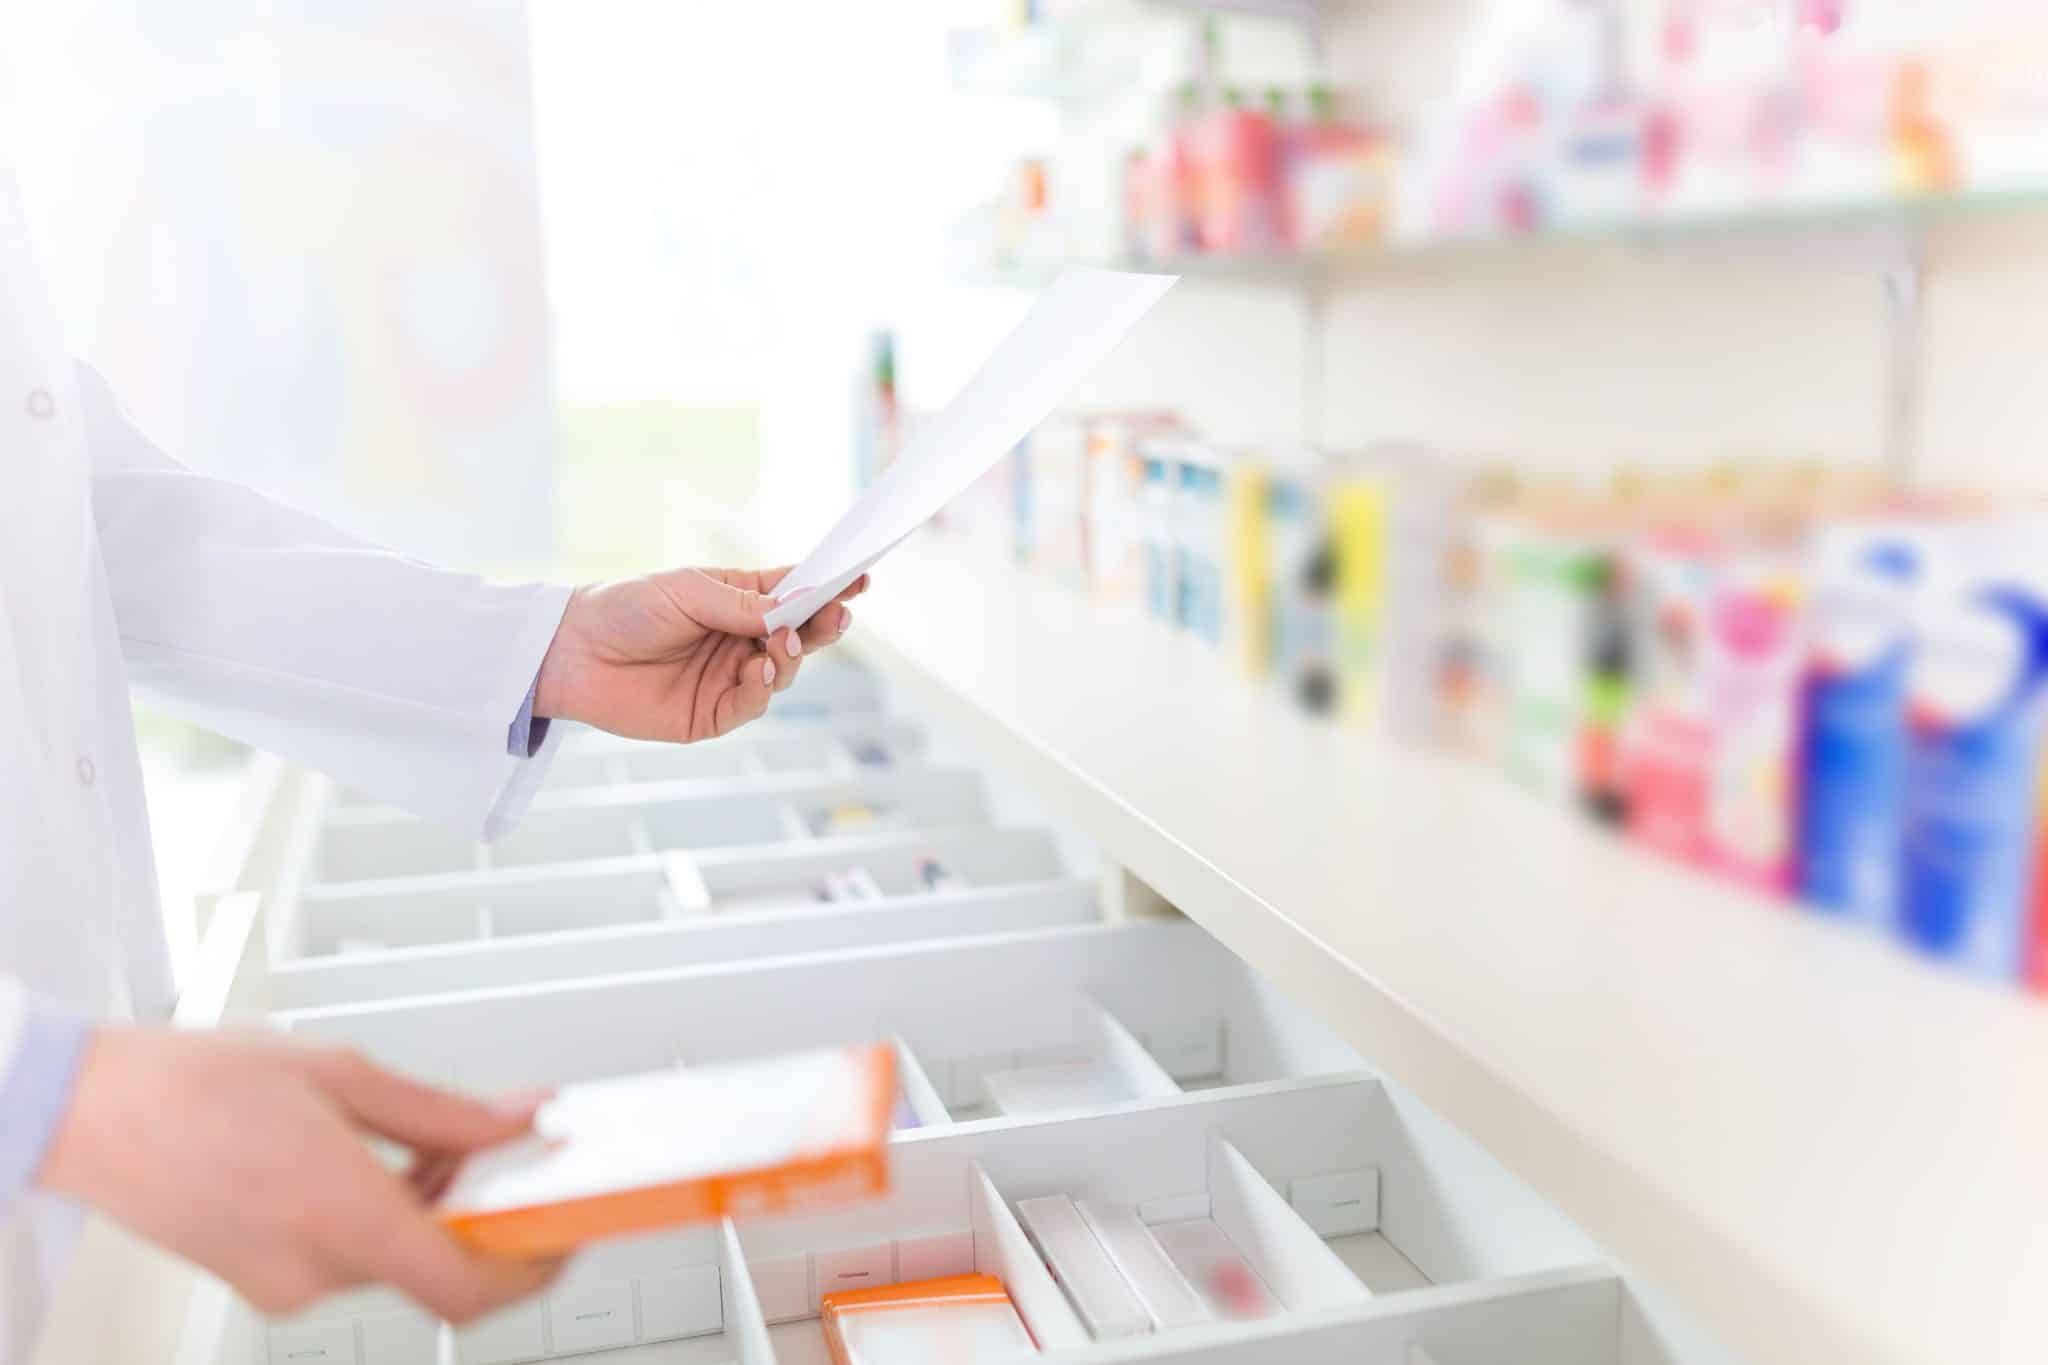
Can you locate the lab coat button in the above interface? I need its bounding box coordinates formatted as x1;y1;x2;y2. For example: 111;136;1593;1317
75;756;95;786
26;387;54;421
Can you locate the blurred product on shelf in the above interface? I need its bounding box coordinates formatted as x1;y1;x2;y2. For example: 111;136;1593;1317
1897;524;2048;980
854;330;900;490
1797;519;1926;922
952;2;2048;278
1404;0;2048;241
1289;86;1398;251
926;410;2048;994
1127;80;1395;261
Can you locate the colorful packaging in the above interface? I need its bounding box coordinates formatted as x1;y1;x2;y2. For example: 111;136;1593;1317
1286;85;1394;250
1331;471;1389;726
1082;418;1150;604
1898;533;2048;979
1623;530;1721;864
2031;760;2048;992
1433;482;1511;754
1578;548;1634;824
1502;529;1604;802
1796;524;1925;923
1224;458;1272;676
1172;452;1228;644
1701;551;1808;893
1447;503;1524;761
1139;451;1176;623
438;1044;896;1257
1196;88;1286;254
821;1273;1037;1365
1148;83;1204;259
1266;471;1337;715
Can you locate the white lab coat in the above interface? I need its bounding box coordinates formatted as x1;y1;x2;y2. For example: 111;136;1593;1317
0;167;570;1359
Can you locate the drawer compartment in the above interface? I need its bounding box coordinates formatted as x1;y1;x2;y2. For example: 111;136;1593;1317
309;766;989;883
266;829;1099;1010
244;1082;1654;1365
542;717;924;792
272;922;1361;1100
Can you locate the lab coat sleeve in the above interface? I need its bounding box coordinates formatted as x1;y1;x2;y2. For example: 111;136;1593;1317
0;986;89;1222
77;363;572;839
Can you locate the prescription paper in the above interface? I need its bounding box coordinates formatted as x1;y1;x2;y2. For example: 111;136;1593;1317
765;268;1177;633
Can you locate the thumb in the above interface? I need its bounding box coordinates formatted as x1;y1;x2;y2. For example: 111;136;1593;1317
311;1049;547;1154
659;569;773;639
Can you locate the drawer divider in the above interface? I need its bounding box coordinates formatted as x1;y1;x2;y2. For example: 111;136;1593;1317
719;1218;777;1365
969;1163;1090;1351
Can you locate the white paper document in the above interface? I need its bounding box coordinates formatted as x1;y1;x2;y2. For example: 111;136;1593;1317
764;267;1177;633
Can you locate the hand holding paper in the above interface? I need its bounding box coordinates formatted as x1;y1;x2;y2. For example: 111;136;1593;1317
765;268;1177;633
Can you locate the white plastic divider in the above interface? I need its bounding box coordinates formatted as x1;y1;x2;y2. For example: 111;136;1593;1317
1050;1267;1624;1365
721;1220;777;1365
661;850;714;915
1207;1136;1374;1314
269;881;1100;1011
891;1036;953;1129
971;1163;1092;1352
273;923;1251;1096
313;765;990;885
284;824;1075;961
1085;998;1184;1101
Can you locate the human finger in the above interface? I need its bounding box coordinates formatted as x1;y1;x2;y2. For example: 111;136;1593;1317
651;568;772;639
796;601;852;653
308;1049;543;1154
711;645;777;738
764;627;803;692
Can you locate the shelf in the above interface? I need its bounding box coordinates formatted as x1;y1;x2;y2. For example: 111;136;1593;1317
954;186;2048;289
947;0;1319;102
803;534;2048;1365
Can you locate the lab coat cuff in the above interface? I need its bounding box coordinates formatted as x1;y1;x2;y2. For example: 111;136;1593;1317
507;678;549;759
0;1006;91;1219
480;584;574;841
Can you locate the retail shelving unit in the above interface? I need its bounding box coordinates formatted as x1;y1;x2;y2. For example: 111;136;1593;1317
803;535;2048;1365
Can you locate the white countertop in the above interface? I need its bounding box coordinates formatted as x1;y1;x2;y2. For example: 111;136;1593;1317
829;533;2048;1365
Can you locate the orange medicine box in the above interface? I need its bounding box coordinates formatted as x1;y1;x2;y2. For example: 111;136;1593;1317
438;1043;896;1257
821;1273;1037;1365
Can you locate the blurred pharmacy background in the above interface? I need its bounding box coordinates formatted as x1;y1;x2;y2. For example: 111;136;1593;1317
7;0;2048;990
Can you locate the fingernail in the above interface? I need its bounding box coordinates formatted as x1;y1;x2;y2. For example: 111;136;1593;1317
762;658;777;686
785;630;801;658
837;607;852;637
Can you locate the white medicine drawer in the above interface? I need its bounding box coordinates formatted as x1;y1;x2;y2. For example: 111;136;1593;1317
267;827;1097;1010
160;653;1731;1365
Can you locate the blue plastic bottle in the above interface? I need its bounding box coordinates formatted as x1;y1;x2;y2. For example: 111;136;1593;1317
1796;529;1922;924
1898;552;2048;980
